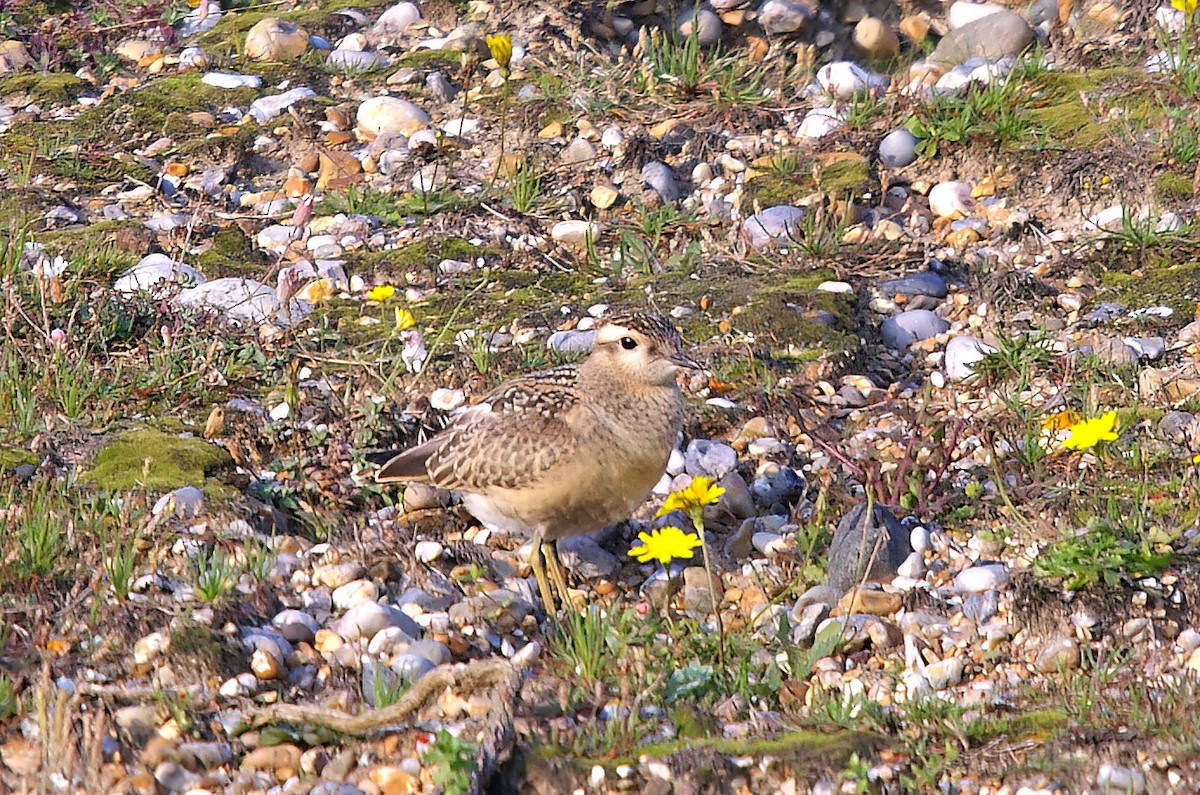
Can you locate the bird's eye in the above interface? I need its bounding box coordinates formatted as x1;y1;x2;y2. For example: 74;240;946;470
620;336;638;350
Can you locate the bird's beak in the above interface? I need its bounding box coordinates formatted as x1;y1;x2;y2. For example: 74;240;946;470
669;352;703;370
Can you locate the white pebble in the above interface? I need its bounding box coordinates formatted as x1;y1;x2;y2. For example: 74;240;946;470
955;564;1009;593
414;540;443;563
928;181;974;219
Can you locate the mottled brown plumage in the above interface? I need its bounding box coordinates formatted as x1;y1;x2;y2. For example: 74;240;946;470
377;310;697;612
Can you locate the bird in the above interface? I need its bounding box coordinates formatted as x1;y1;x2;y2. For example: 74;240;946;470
376;310;699;614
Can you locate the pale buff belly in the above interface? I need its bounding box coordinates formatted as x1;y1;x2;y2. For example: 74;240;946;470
459;452;668;541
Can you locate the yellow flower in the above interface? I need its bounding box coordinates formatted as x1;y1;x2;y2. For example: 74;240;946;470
1062;410;1119;451
395;307;416;331
630;526;702;565
656;475;725;518
1173;0;1197;15
486;34;512;72
367;284;395;302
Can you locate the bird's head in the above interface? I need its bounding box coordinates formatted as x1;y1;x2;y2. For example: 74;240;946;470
590;311;700;386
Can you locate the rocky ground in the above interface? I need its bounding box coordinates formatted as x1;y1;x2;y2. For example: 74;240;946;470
2;0;1200;792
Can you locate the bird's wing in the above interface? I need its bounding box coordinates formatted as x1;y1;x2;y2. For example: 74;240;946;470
377;366;583;491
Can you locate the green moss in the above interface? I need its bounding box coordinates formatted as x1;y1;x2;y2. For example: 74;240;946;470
168;623;244;680
744;173;812;208
86;428;232;491
68;72;258;148
1027;68;1163;151
193;225;262;278
0;73;87;105
1100;258;1200;317
393;49;463;70
815;154;871;194
737;276;859;361
0;448;38;469
1154;171;1193;202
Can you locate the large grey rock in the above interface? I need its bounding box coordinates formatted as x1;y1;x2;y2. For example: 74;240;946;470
684;439;738;479
879;128;919;168
740;205;804;250
929;11;1035;67
880;309;949;349
877;272;947;299
826;503;911;593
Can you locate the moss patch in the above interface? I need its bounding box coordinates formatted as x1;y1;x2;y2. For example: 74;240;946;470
1153;171;1193;203
193;225;263;278
0;447;38;469
0;72;87;105
1027;68;1164;151
168;622;244;681
737;274;859;361
87;428;232;491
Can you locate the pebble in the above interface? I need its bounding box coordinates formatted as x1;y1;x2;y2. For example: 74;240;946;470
272;610;319;643
740;205;804;250
685;439;739;479
244;17;309;61
371;2;422;35
151;486;204;517
955;564;1009;593
1095;764;1146;794
413;540;444;563
249;87;317;123
558;535;620;579
758;0;813;36
331;601;419;642
332;579;379;610
676;6;723;46
201;72;261;89
1034;635;1080;673
928;11;1035;67
391;652;436;682
880;309;950;350
944;335;997;380
642;161;689;202
356;96;430;137
923;656;964;689
551;220;602;246
928;180;974;219
877;271;948;299
878;128;919;168
328;49;383;72
826;504;911;594
175;277;310;326
114;254;205;296
853;17;899;59
816;61;877;99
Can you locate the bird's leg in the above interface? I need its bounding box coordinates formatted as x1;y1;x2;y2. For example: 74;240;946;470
543;539;576;613
529;531;557;615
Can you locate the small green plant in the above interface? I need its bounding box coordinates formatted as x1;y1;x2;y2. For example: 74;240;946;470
102;529;139;602
0;675;18;721
550;606;619;689
509;161;544;214
241;536;276;584
1035;521;1171;590
426;729;477;795
368;666;409;708
972;332;1053;387
192;547;239;603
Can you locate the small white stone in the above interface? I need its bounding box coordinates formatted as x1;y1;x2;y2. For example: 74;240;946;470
551;220;602;246
923;657;963;689
268;401;290;421
333;579;378;610
928;181;974;219
955;564;1009;593
201;72;261;89
817;280;854;295
414;541;443;563
133;632;169;666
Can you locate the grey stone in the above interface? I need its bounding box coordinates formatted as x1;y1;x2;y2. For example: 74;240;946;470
392;652;437;682
332;601;419;642
563;136;598;165
327;49;382;72
826;503;911;594
877;271;947;299
403;482;453;511
1158;411;1197;443
248;87;317;123
1082;335;1139;367
758;0;813;35
929;11;1035;67
425;70;457;102
642;161;689;202
1034;635;1080;673
708;471;755;523
272;609;319;643
676;6;723;47
371;2;421;35
408;639;452;665
962;590;998;623
547;329;596;354
680;566;722;612
740;205;804;250
880;309;949;349
557;535;620;579
685;439;738;478
751;467;807;511
1124;336;1165;360
1081;301;1126;325
878;128;919;168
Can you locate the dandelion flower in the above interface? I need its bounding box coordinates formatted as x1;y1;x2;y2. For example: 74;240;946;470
630;526;702;565
395;307;416;331
1172;0;1197;15
486;34;512;72
297;277;336;306
656;475;725;518
1062;410;1119;451
367;284;395;302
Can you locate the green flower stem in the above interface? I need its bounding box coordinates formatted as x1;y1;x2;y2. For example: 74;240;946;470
490;72;511;188
689;508;727;679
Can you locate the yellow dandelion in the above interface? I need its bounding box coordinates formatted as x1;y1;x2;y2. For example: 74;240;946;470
486;33;512;73
297;277;336;306
656;475;725;518
367;284;395;302
395;307;416;331
1173;0;1198;15
1062;410;1120;451
630;526;702;565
